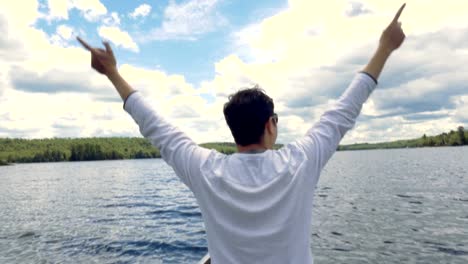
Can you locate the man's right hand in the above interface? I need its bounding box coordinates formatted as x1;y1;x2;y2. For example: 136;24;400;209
361;3;407;81
379;3;406;54
77;37;117;76
77;37;134;101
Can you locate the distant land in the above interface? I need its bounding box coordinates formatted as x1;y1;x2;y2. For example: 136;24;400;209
0;127;466;165
337;126;467;151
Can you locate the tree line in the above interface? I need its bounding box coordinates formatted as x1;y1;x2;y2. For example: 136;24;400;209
0;127;466;165
0;137;160;164
339;126;467;151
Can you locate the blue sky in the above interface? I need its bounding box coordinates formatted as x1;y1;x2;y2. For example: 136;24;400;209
35;0;287;85
0;0;468;144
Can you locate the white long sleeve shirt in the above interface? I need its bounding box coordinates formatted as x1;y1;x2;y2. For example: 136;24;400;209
124;73;377;264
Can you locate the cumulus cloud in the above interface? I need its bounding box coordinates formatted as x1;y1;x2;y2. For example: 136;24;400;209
0;0;216;141
0;1;46;72
0;17;23;61
453;96;468;124
0;1;139;139
1;0;468;144
0;89;137;139
144;0;226;41
56;24;74;40
47;0;69;20
210;0;468;144
129;4;152;19
0;1;40;27
45;0;107;22
98;26;139;52
368;28;468;118
71;0;107;21
11;68;91;93
346;1;372;17
49;24;75;46
102;12;121;26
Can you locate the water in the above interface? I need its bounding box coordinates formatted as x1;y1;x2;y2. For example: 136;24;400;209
0;147;467;263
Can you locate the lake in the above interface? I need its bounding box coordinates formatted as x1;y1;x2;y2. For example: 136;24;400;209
0;147;467;263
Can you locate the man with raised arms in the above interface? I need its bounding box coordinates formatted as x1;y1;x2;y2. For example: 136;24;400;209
78;3;406;263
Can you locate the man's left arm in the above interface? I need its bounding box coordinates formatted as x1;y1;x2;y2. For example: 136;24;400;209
295;3;406;173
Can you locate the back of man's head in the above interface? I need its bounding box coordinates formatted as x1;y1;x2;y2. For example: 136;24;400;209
223;86;274;146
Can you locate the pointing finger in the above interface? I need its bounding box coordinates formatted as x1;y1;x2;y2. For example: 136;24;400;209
103;41;114;55
77;36;94;52
393;3;406;23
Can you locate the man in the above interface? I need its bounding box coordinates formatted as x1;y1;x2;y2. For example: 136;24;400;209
78;3;406;263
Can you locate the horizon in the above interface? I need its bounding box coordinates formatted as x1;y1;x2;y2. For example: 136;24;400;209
2;125;465;146
1;1;468;145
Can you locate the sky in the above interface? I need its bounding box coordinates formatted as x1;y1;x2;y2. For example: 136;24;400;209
0;0;467;145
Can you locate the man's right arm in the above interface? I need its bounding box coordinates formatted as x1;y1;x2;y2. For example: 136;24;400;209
363;3;406;81
76;37;211;191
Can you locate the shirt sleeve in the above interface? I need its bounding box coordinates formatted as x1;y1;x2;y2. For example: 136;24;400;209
295;72;377;178
124;92;212;191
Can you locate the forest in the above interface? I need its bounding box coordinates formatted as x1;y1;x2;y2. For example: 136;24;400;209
0;127;466;165
338;126;467;151
0;137;160;164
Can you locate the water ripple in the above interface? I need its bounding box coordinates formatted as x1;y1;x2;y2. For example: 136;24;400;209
1;148;467;263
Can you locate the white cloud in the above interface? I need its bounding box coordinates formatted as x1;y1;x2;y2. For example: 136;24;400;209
57;24;74;40
1;0;468;145
0;2;211;140
98;26;139;52
45;0;108;22
129;4;152;19
71;0;107;21
47;0;69;20
145;0;226;41
361;0;468;34
102;12;121;26
0;88;137;138
453;96;468;124
0;64;8;98
49;24;75;46
0;1;122;138
234;0;468;65
204;0;468;144
0;1;40;27
117;64;196;99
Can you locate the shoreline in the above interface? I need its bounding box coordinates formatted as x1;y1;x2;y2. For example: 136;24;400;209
0;160;12;166
1;128;466;165
1;145;467;166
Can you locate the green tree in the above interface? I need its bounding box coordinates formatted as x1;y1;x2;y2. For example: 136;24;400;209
448;132;462;146
458;126;466;145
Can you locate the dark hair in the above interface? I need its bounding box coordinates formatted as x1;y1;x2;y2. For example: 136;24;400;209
223;85;274;146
